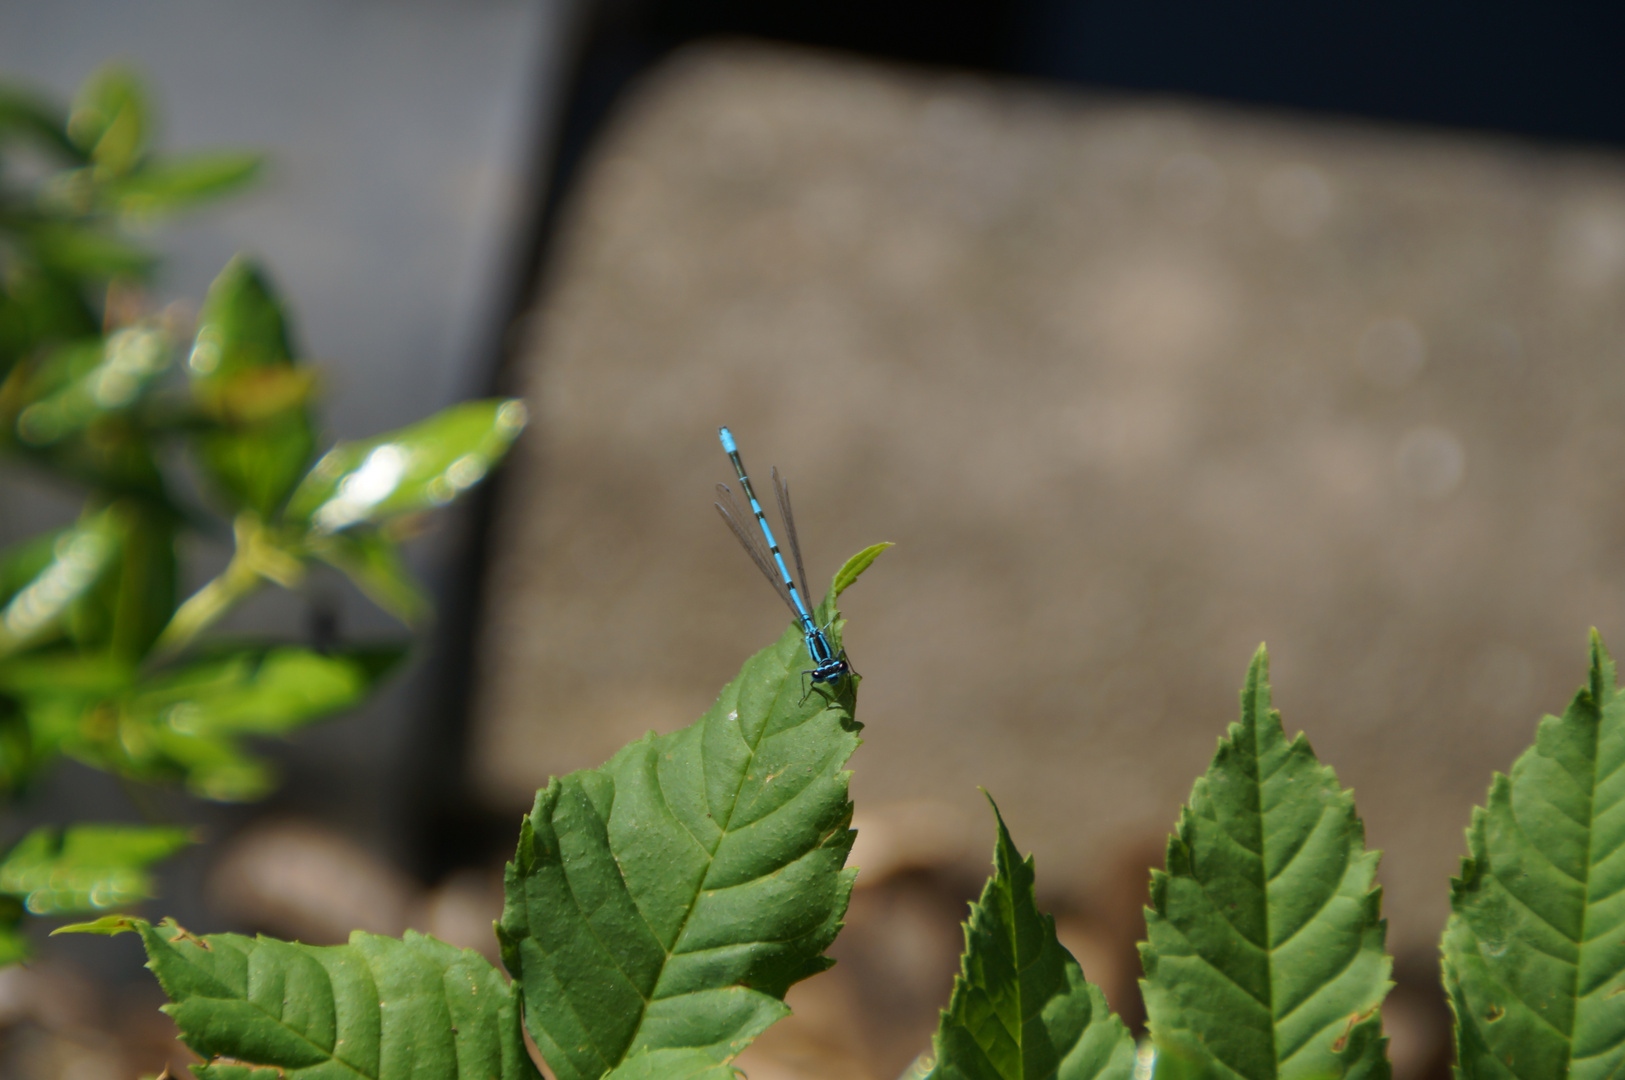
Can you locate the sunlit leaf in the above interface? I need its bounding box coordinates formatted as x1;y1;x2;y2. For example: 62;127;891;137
187;257;316;515
287;399;527;532
4;338;104;435
104;151;263;218
0;513;119;658
1442;631;1625;1080
71;645;403;800
927;797;1134;1080
128;645;401;734
67;65;150;177
1139;646;1392;1080
309;530;431;625
0;529;65;604
11;324;173;446
56;916;541;1080
0;339;167;494
195;365;318;425
187;256;294;381
832;543;892;601
499;554;882;1080
601;1050;741;1080
0;824;191;916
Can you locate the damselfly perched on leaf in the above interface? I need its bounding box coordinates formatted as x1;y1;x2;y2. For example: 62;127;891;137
714;426;852;694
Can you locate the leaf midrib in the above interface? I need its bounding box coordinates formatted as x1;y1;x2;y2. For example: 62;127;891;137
607;650;815;1070
1250;706;1278;1080
171;936;373;1080
1000;889;1035;1078
1564;685;1608;1075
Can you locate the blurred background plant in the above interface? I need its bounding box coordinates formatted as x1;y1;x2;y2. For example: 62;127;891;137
0;65;523;965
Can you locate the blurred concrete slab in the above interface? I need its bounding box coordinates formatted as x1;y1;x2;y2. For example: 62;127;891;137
476;41;1625;958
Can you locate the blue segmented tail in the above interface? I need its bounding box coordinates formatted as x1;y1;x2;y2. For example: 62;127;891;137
715;426;851;686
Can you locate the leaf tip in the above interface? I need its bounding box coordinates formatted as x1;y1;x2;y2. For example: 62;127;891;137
53;914;146;937
830;542;892;601
1590;628;1617;699
979;787;1017;853
496;397;529;434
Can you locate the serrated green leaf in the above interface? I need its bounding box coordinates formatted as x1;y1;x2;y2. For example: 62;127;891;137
286;399;527;531
104;151;263;218
0;512;119;658
1139;646;1391;1080
832;542;892;601
309;529;432;625
57;916;541;1080
929;796;1135;1080
1442;631;1625;1080
0;823;191;915
498;566;873;1080
192;1066;284;1080
187;257;316;515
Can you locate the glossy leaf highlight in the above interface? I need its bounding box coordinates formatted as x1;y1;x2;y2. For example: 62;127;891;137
0;513;119;658
287;399;528;532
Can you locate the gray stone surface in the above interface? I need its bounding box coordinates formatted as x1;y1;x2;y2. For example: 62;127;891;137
476;41;1625;957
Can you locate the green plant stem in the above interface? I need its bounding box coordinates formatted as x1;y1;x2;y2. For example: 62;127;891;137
151;513;303;658
150;553;261;658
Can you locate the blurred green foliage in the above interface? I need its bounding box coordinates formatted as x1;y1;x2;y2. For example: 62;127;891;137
0;65;525;961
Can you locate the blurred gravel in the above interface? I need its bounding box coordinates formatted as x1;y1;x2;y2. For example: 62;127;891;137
474;37;1625;1060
